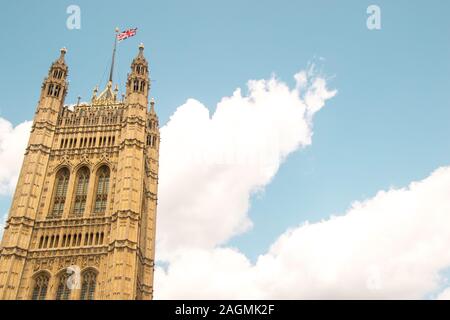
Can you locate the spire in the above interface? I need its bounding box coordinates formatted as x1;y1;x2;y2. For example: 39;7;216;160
37;48;69;111
130;43;147;66
48;47;68;81
125;44;149;104
50;47;68;72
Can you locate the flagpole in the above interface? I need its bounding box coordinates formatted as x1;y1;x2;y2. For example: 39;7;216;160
109;27;119;83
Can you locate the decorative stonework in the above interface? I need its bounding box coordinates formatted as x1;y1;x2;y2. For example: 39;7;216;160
0;45;160;300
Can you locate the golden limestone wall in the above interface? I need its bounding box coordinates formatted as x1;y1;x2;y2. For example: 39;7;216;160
0;45;159;300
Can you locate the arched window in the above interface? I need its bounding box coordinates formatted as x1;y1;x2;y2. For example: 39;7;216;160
51;168;70;217
80;271;97;300
31;273;49;300
47;84;54;96
133;79;139;92
55;273;71;300
140;81;145;92
94;166;110;214
72;167;90;216
54;85;61;97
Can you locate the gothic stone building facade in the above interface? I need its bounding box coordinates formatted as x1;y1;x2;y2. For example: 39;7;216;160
0;45;160;300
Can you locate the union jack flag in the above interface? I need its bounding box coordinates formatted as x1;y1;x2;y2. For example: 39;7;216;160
117;28;138;42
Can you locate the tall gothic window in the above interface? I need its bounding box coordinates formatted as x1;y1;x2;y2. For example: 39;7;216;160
54;85;61;97
72;167;90;216
51;168;70;217
47;83;54;96
55;273;71;300
80;270;97;300
94;166;110;214
31;273;49;300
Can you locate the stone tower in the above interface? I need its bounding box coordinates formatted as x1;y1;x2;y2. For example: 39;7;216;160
0;44;160;300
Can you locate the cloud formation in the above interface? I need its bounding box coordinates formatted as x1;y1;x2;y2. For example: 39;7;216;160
0;213;6;240
4;67;448;300
157;68;337;259
0;118;32;195
437;287;450;300
155;166;450;299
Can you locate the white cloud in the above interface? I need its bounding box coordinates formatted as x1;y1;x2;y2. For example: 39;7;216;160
157;69;337;259
155;167;450;299
0;118;32;195
436;287;450;300
1;67;447;300
0;213;6;240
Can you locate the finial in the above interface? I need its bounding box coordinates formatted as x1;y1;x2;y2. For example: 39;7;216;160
92;85;98;100
77;96;81;106
113;84;119;102
58;47;67;62
150;97;155;112
114;84;119;100
136;43;145;58
115;27;120;33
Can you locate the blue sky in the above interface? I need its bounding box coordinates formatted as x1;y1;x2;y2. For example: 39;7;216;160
1;1;450;298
